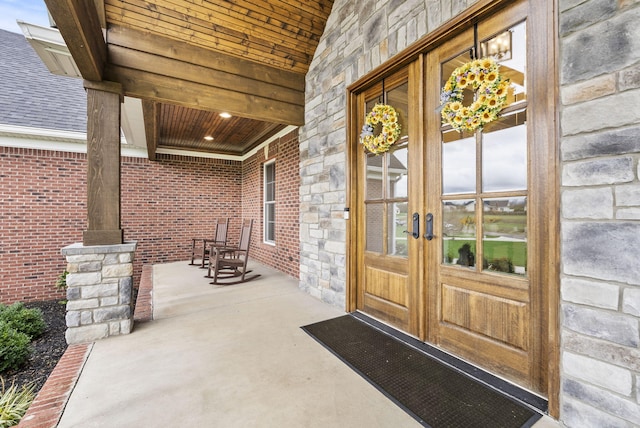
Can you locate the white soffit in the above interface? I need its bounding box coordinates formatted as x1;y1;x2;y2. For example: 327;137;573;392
0;124;148;158
18;21;81;78
121;97;147;149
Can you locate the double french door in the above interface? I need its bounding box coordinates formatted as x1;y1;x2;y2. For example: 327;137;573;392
352;0;554;395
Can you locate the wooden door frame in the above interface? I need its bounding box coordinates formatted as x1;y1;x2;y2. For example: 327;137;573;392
345;0;559;417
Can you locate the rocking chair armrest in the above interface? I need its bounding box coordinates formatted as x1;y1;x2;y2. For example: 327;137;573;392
204;238;225;244
211;244;239;256
194;238;218;246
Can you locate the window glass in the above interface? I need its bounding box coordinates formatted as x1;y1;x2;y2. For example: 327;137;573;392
266;204;275;242
442;135;476;195
363;80;409;258
387;82;409;140
388;202;408;256
482;115;527;192
442;200;476;267
388;144;408;199
264;161;276;243
481;21;527;104
366;203;384;253
440;20;528;273
366;153;383;200
482;197;527;275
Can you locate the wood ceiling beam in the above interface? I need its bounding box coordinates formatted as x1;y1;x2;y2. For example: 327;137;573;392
104;26;306;125
106;26;304;92
44;0;106;81
142;100;159;161
106;65;304;125
107;45;304;106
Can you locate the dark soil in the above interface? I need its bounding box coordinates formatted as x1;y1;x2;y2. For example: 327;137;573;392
2;300;68;393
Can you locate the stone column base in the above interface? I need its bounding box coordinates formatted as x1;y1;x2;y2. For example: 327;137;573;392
61;242;137;345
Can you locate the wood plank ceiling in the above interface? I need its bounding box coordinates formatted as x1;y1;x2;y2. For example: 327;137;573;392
44;0;335;158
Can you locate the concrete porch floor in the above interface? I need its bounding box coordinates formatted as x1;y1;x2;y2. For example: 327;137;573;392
55;261;561;427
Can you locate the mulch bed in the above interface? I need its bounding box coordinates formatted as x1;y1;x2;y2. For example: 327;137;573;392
2;300;68;393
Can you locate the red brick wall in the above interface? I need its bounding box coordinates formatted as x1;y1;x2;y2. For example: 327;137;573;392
120;154;243;289
0;129;299;304
242;130;300;278
1;148;85;303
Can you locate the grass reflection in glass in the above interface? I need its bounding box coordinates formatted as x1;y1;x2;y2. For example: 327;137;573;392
442;197;527;275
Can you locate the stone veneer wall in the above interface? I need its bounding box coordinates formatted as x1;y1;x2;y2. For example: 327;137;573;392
558;2;640;426
301;0;640;426
300;0;477;306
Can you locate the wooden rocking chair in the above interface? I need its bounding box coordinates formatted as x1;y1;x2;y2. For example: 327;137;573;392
189;218;229;267
206;219;260;285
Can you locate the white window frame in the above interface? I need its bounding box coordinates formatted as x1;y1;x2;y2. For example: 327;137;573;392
263;160;276;245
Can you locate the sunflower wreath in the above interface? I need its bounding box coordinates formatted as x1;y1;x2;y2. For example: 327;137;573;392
440;57;511;133
360;103;402;155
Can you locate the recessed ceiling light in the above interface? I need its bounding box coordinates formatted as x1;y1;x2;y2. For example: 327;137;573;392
219;112;232;118
204;136;214;141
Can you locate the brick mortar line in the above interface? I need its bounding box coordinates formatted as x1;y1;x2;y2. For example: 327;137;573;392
18;343;93;428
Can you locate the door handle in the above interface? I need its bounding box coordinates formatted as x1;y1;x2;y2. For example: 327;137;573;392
424;213;434;240
403;212;420;239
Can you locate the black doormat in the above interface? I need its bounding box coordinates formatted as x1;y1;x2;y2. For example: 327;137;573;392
302;315;541;428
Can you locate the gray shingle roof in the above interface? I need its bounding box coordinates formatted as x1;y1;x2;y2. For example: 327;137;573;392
0;28;86;133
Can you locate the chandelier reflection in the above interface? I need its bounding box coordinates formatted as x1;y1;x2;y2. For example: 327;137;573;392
481;30;512;61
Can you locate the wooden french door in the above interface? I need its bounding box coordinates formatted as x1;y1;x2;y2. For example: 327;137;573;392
425;2;546;393
355;65;423;336
354;0;553;395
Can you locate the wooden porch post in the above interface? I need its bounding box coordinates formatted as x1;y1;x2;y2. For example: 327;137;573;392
82;80;124;246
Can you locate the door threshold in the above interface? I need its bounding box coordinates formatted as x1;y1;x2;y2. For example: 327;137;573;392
351;311;549;413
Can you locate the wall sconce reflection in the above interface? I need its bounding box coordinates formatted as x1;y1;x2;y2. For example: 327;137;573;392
481;30;512;61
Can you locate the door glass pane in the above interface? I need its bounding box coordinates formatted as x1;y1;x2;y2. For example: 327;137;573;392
441;50;472;90
366;203;384;253
442;200;476;267
366;153;383;200
443;134;476;195
387;82;409;140
481;21;527;104
482;115;527;192
388;202;408;257
363;79;409;257
388;144;408;198
483;197;527;275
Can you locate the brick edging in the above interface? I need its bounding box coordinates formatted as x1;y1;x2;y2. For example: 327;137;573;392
18;343;92;428
133;265;153;322
18;264;154;427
